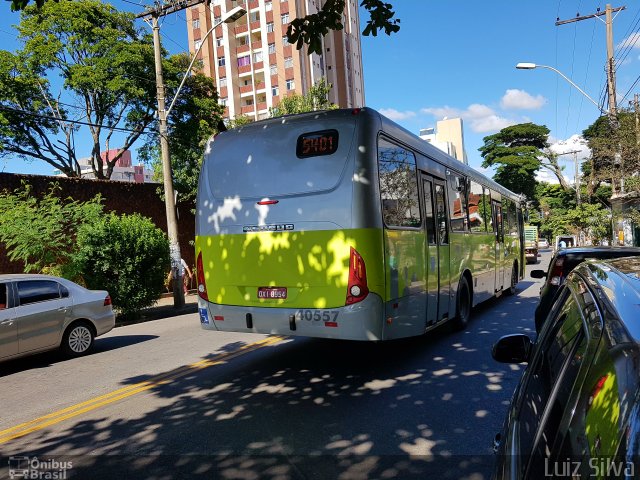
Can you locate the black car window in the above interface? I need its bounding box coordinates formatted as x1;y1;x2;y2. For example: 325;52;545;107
17;280;62;306
0;283;7;309
517;289;587;475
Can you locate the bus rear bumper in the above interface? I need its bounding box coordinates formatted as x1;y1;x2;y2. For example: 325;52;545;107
198;293;384;341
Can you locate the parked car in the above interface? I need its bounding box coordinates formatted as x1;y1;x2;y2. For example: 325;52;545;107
492;256;640;479
0;274;115;362
538;238;549;249
530;246;640;333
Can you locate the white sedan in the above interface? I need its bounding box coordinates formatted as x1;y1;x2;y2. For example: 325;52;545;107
0;274;115;362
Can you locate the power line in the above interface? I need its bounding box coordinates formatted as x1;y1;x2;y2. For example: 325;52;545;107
0;104;154;134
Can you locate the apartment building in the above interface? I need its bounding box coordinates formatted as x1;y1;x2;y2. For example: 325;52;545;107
185;0;365;121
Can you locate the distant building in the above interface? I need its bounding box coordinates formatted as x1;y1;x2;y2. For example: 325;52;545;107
419;118;468;164
185;0;365;121
55;149;155;183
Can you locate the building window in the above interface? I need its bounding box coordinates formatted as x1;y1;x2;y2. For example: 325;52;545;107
218;56;226;67
286;78;295;90
219;77;227;88
281;13;289;23
245;98;254;106
238;35;249;46
270;64;277;75
249;11;260;22
194;39;202;51
448;174;468;232
272;85;279;96
282;35;290;46
192;19;200;29
253;51;263;63
268;43;276;54
220;97;228;106
284;56;293;68
266;22;274;33
216;37;223;47
265;1;272;11
237;55;251;67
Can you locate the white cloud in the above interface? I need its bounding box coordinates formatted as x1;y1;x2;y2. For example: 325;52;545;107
500;89;546;110
617;33;640;50
379;108;416;121
421;104;517;133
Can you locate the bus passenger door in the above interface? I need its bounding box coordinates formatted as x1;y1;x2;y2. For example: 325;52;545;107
422;177;438;327
493;201;505;291
434;180;450;321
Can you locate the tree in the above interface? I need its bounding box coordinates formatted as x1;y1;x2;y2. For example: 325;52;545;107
0;1;158;178
479;123;548;200
9;0;401;56
583;111;640;197
0;181;103;279
269;78;338;117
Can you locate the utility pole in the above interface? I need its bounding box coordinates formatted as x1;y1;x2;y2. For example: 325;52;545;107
137;0;210;308
556;4;625;127
557;150;583;205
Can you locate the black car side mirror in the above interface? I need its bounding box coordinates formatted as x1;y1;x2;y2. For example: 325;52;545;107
492;334;533;364
530;270;547;279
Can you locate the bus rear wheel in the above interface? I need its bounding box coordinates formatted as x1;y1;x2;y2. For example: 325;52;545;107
452;276;471;331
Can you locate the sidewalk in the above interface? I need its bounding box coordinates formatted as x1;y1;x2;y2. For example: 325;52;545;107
115;292;198;327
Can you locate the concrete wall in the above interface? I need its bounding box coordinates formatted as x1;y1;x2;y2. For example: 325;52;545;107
0;173;195;274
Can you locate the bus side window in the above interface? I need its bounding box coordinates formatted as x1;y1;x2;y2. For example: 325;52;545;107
435;184;448;245
483;187;493;231
469;180;486;232
378;138;421;228
447;174;468;232
423;180;436;244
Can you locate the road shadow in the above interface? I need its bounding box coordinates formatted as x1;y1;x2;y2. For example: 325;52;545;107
0;335;158;378
1;290;541;479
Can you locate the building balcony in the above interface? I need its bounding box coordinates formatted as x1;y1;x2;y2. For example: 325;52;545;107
269;53;277;64
253;61;264;71
248;0;259;9
251;41;262;50
285;67;294;77
234;24;248;35
218;66;226;77
267;32;275;43
238;64;252;74
241;105;255;114
236;44;250;54
283;45;292;56
255;82;266;91
239;84;254;94
257;102;267;111
250;21;261;31
280;3;289;14
217;46;225;57
218;86;228;97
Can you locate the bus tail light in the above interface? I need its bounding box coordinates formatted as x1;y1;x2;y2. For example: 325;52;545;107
549;257;564;286
197;251;209;301
346;247;369;305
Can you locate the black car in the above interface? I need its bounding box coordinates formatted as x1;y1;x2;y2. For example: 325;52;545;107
492;256;640;479
530;246;640;332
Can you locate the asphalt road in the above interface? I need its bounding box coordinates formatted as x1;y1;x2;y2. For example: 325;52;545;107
0;251;553;480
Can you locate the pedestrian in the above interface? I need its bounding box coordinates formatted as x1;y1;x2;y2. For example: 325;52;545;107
180;258;193;295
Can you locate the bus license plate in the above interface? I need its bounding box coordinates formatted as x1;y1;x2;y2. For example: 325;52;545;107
258;287;287;299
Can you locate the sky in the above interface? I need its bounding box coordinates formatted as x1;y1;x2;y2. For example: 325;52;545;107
1;0;640;185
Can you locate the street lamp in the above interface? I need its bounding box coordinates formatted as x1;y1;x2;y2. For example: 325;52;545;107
147;6;246;307
515;62;607;115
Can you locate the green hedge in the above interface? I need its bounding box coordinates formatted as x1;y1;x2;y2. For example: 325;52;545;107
76;213;170;318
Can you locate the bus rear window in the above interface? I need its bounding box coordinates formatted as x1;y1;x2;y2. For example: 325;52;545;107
296;130;339;158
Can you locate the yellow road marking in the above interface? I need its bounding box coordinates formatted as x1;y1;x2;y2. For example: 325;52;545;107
0;335;285;444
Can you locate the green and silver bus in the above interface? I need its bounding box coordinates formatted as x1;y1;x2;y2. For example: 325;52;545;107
195;108;524;341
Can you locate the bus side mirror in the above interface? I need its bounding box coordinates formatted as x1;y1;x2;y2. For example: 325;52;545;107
492;334;532;364
530;270;547;279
